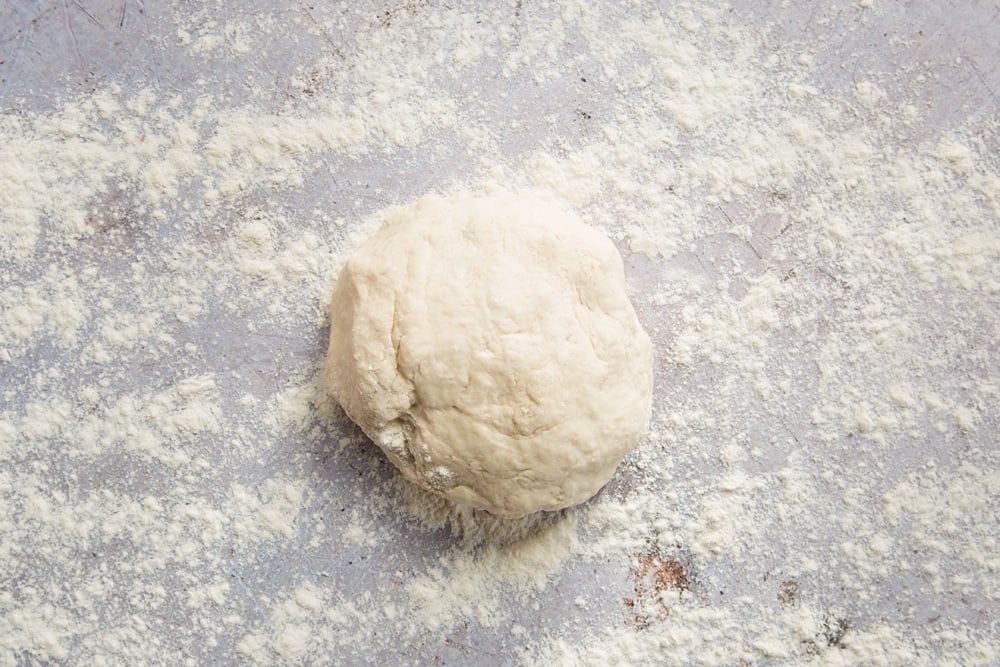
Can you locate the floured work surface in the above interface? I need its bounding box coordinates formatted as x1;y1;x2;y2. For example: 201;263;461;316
1;1;998;665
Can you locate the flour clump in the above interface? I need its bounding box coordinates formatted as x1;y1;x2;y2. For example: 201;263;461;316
326;192;653;518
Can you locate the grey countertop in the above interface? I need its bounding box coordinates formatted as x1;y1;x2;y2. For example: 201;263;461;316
2;1;998;665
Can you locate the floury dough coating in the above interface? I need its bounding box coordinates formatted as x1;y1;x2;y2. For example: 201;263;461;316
326;193;653;517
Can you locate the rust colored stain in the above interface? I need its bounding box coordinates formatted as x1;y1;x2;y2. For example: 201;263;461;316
624;552;691;627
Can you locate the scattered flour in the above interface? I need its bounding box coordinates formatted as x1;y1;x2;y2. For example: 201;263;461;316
0;0;997;665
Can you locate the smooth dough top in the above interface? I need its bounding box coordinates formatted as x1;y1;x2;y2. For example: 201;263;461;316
326;192;653;517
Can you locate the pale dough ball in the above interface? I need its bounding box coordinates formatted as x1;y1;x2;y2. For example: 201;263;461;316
326;192;653;518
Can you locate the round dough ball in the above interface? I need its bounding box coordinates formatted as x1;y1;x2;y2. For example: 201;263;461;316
326;192;653;518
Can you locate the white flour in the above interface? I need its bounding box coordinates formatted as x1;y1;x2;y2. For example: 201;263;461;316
1;0;998;665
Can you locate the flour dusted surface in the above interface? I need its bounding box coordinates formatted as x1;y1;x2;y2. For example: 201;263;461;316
1;0;998;665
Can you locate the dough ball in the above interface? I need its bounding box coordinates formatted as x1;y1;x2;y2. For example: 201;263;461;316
325;192;653;518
